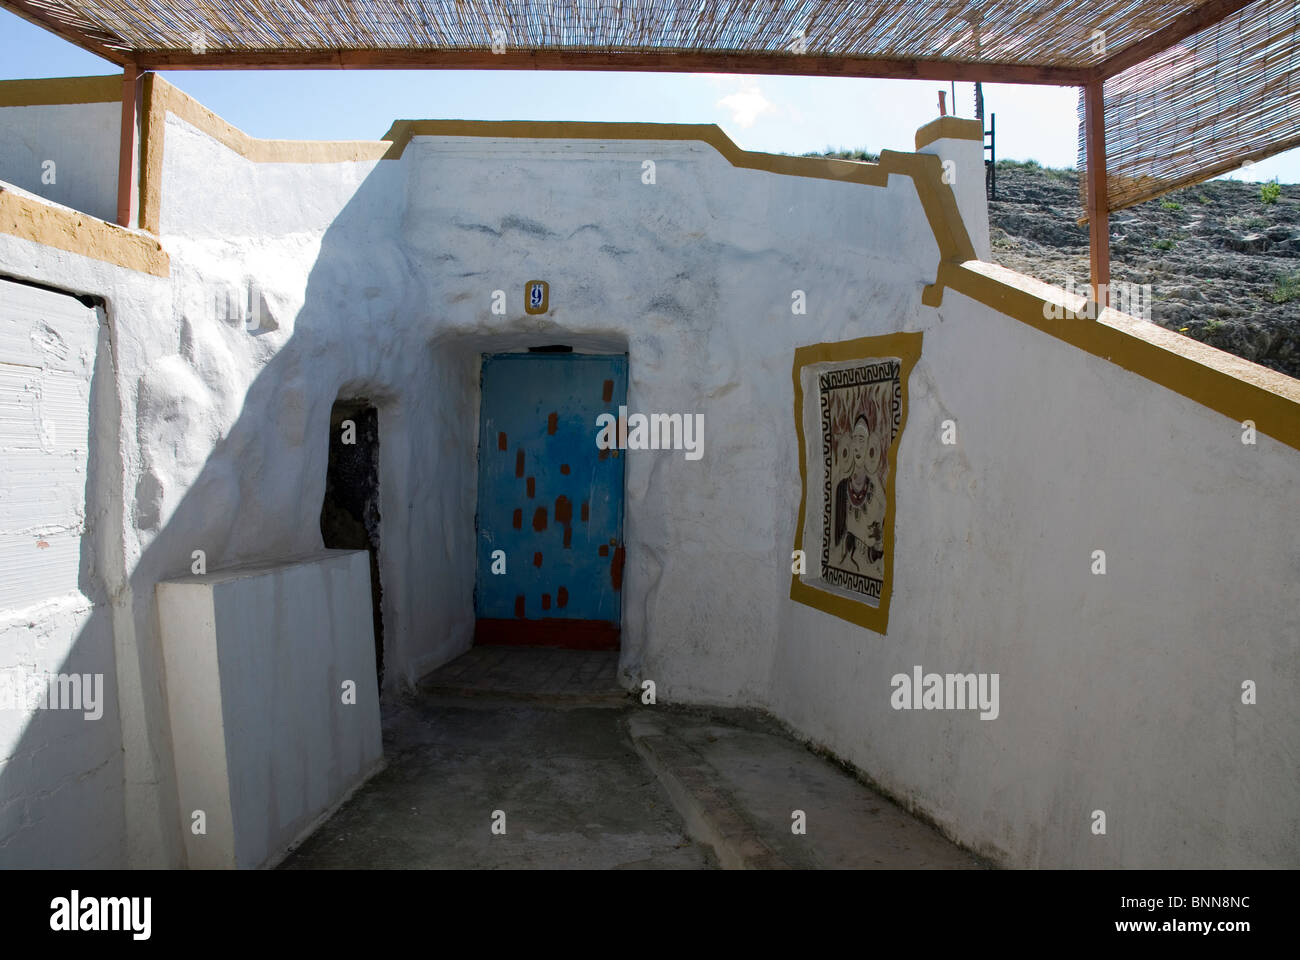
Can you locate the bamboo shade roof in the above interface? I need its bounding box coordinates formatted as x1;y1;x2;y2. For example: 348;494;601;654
4;0;1298;215
1079;0;1300;213
0;1;1253;78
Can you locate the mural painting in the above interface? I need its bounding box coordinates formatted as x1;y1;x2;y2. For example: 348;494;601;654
820;361;901;603
791;332;922;634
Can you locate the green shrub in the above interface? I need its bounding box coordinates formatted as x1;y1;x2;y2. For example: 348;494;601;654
800;148;879;162
1153;238;1175;251
1260;180;1281;205
1160;200;1183;211
1271;273;1300;303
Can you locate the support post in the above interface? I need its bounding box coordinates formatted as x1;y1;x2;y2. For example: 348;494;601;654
116;64;141;228
1084;81;1110;309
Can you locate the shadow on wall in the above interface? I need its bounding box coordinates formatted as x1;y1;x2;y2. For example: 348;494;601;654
0;155;489;867
2;140;654;866
0;295;124;868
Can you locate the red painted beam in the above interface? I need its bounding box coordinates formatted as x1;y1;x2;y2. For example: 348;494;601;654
1084;82;1111;308
129;47;1092;85
115;65;141;228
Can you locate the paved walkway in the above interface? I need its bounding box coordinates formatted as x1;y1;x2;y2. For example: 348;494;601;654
419;645;623;701
281;648;983;870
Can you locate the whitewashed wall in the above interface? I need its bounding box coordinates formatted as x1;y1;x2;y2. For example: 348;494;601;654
0;102;120;223
154;120;945;711
0;279;124;868
769;288;1300;868
919;133;991;260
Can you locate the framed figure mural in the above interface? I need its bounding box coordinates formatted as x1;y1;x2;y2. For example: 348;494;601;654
790;332;922;633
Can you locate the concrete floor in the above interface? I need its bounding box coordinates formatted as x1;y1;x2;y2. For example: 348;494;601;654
281;648;983;870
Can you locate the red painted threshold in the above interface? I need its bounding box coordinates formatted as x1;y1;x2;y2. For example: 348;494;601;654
475;618;620;651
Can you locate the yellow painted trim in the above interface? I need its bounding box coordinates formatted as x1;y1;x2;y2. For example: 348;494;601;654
146;98;978;294
790;332;923;634
150;76;391;164
915;116;984;150
938;259;1300;450
0;75;121;106
378;120;977;266
0;186;170;277
140;74;166;235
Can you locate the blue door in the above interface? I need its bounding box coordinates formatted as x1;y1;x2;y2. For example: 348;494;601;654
474;352;628;648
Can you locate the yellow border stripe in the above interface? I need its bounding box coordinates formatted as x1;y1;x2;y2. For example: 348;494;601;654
379;121;976;265
915;116;984;150
940;260;1300;449
0;75;120;106
153;78;390;164
0;187;170;277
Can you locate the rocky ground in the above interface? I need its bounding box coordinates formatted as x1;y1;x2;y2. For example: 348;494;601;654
985;161;1300;380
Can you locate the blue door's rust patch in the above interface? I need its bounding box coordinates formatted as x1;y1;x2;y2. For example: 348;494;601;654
475;352;628;644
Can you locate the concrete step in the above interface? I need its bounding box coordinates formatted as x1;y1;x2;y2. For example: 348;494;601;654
628;709;986;870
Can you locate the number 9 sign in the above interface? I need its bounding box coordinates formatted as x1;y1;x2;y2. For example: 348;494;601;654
525;280;549;315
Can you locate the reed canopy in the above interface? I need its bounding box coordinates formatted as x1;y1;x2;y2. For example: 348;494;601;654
4;0;1298;213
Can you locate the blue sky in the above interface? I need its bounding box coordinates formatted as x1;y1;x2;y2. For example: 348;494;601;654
2;7;1297;183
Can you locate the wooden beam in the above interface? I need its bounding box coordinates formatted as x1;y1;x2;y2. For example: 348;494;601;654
116;65;140;228
1094;0;1256;81
0;0;129;66
1084;82;1110;309
132;47;1092;84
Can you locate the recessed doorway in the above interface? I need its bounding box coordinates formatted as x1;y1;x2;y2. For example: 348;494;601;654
474;352;628;649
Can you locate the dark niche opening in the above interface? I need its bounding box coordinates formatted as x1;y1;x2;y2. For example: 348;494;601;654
320;399;384;690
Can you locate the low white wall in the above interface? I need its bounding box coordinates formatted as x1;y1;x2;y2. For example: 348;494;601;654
157;550;383;869
0;102;119;223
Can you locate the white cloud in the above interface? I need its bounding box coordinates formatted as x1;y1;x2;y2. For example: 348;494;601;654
716;84;774;129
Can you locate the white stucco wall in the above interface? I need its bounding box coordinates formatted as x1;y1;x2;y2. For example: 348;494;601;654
769;289;1300;868
918;133;991;261
0;279;123;868
0;88;1295;869
0;220;178;869
0;102;120;223
675;142;1292;860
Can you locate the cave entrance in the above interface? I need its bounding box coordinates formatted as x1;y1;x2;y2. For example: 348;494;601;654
320;398;385;688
